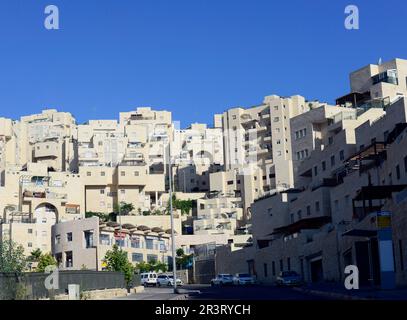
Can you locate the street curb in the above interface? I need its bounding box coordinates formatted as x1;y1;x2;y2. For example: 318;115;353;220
169;294;189;301
293;287;369;300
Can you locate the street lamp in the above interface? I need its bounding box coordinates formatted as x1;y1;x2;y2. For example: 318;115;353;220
166;140;179;294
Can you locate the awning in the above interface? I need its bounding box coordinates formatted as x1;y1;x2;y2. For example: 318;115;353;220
346;142;387;161
271;216;331;236
354;185;407;201
342;229;377;238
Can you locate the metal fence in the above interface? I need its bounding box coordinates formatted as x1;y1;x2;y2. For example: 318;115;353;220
0;270;140;300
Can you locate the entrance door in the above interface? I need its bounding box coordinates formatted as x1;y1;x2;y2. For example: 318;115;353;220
310;259;323;283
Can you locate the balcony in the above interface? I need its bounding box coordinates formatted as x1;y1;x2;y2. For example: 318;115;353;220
372;70;398;86
23;190;67;200
79;151;99;161
124;152;144;161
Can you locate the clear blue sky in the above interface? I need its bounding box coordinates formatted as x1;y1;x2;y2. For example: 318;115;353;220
0;0;406;127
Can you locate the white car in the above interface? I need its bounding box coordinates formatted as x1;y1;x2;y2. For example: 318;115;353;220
157;274;183;287
211;274;234;286
233;273;256;285
140;272;158;287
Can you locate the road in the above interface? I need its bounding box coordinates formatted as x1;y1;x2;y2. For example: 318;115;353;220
116;284;330;300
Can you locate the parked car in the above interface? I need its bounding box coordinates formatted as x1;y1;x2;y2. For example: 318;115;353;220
276;271;303;287
211;274;234;286
157;274;183;287
140;272;158;287
233;273;256;285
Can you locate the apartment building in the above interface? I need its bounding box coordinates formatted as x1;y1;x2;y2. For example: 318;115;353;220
0;117;13;186
173;123;224;193
51;217;171;270
193;191;244;236
215;58;407;289
211;95;331;220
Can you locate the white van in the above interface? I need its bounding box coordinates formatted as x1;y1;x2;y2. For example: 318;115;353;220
140;272;158;287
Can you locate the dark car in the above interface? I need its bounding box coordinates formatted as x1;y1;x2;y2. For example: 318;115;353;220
276;271;303;287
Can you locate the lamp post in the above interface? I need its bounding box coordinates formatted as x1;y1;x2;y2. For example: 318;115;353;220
167;140;179;294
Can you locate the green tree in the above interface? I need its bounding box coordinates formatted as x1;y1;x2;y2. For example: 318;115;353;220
0;240;27;273
176;248;184;257
29;249;42;262
135;261;152;273
36;253;57;272
104;244;134;285
114;202;135;216
175;248;193;270
136;260;168;273
154;261;168;273
167;195;193;215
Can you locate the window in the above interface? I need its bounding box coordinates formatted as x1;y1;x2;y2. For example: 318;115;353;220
315;201;320;212
232;115;237;120
147;254;158;263
330;155;335;167
120;189;125;195
28;242;32;248
134;171;139;176
101;171;105;176
264;263;268;277
297;210;302;220
200;204;205;209
279;259;283;272
314;166;318;176
290;214;294;223
146;239;154;250
404;156;407;173
84;230;94;248
295;128;307;140
55;234;61;245
132;253;144;262
65;251;73;268
272;261;276;276
273;117;279;122
287;258;291;271
396;165;401;180
87;172;91;177
274;106;278;110
67;232;73;242
98;141;103;146
28;229;33;234
131;237;141;248
100;234;110;245
121;171;125;176
328;137;333;145
306;205;311;216
277;151;282;156
339;150;345;161
227;180;233;185
100;189;105;195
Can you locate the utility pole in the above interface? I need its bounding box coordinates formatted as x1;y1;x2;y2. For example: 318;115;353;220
167;140;179;294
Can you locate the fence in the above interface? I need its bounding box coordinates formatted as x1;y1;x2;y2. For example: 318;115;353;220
0;270;140;300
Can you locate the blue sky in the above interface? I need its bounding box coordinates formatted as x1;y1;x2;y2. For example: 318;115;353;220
0;0;406;127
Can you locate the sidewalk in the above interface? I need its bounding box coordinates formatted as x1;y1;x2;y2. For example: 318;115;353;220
293;283;407;300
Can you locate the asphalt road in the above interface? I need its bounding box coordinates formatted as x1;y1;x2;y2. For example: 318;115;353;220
116;284;330;300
